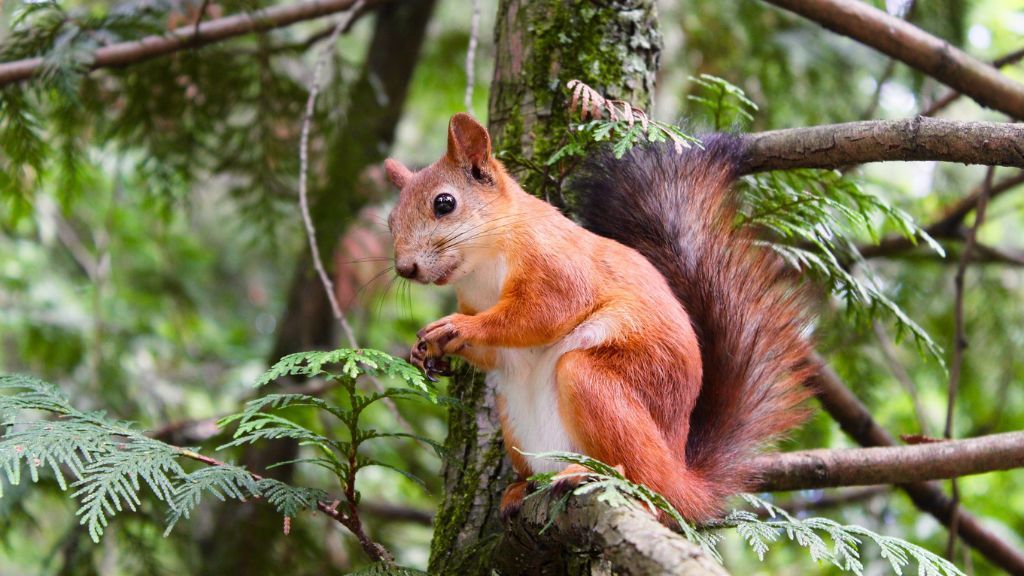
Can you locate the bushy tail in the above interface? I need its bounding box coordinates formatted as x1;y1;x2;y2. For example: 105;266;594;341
572;137;816;505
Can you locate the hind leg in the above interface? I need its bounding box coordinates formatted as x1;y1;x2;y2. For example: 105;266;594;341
555;349;716;521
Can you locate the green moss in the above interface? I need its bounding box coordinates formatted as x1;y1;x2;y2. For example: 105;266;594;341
427;367;509;576
491;0;660;202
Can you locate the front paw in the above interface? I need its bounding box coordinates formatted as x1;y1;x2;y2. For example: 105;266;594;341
409;338;452;382
410;314;470;381
417;314;470;356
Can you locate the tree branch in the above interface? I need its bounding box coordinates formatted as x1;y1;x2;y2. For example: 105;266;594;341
760;0;1024;119
857;171;1024;260
0;0;388;87
496;489;728;576
923;47;1024;117
752;431;1024;492
738;118;1024;174
812;358;1024;574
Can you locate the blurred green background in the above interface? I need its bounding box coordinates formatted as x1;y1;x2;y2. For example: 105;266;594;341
1;0;1022;573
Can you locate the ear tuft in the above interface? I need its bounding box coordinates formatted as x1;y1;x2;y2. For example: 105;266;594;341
447;113;491;169
384;158;413;189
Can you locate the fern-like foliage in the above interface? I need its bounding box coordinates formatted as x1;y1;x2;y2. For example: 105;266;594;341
0;348;443;555
687;74;759;130
740;169;946;364
1;375;186;542
527;452;963;576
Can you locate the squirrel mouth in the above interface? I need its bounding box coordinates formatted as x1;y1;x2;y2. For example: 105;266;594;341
434;264;459;285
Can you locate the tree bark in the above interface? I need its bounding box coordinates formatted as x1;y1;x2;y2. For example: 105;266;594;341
495;490;729;576
428;2;664;574
738;118;1024;174
752;431;1024;491
760;0;1024;119
199;2;436;573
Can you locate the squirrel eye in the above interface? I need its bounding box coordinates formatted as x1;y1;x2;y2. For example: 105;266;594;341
433;193;457;217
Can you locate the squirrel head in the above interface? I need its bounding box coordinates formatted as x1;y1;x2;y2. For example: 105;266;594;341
385;113;508;285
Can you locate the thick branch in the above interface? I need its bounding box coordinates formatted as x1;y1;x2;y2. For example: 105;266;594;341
0;0;384;87
752;431;1024;491
495;490;728;576
812;358;1024;574
761;0;1024;119
739;118;1024;174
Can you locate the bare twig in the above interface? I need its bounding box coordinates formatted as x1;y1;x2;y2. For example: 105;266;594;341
860;59;897;121
192;0;213;41
923;47;1024;117
760;0;1024;119
463;0;482;111
775;486;890;516
360;501;434;526
942;166;996;558
298;2;366;350
295;0;424;444
871;321;930;435
0;0;387;87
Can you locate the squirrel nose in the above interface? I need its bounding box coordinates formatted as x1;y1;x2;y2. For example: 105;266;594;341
396;261;418;279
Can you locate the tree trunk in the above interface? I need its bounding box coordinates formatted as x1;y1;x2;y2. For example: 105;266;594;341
428;2;662;574
199;2;436;573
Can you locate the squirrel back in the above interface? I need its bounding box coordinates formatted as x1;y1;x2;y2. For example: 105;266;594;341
572;137;816;499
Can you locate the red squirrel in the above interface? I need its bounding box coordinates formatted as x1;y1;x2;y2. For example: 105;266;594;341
384;113;815;522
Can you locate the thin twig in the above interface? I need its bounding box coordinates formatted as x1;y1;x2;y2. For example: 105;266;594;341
0;0;382;87
871;321;930;435
298;1;365;350
192;0;213;41
922;47;1024;117
295;0;424;443
463;0;482;111
943;166;996;559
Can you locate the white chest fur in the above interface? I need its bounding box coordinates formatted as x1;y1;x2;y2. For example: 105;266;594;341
455;257;611;474
491;346;577;474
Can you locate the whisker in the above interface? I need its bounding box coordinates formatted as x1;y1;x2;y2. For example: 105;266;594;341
345;265;396;310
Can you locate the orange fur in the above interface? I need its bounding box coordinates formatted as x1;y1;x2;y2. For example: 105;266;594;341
386;114;813;523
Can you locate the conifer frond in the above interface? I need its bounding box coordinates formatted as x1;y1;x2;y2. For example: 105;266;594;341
1;347;443;550
741;169;945;365
687;74;759;130
255;349;431;396
564;79;701;158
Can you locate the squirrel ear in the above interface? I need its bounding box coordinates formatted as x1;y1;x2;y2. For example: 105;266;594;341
384;158;412;189
446;113;491;169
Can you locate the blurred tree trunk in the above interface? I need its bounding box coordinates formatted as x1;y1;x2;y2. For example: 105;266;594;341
199;2;436;573
428;2;660;575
